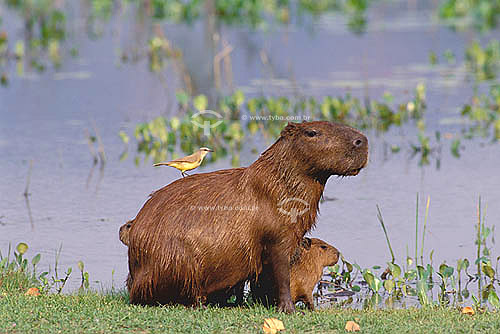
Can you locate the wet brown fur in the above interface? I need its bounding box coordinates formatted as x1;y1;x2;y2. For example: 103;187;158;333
290;238;339;310
211;238;339;309
250;237;339;310
127;121;368;312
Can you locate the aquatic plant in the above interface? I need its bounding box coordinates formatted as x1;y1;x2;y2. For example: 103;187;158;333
122;87;430;166
320;197;500;311
3;0;66;70
0;0;374;86
466;40;500;82
0;242;91;295
0;242;45;293
440;0;500;32
124;83;500;169
460;84;500;141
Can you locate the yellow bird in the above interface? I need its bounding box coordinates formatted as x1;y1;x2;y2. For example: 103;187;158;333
153;147;213;177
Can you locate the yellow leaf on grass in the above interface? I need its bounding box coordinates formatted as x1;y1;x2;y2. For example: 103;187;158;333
263;318;285;334
345;320;360;332
25;288;41;296
462;306;475;315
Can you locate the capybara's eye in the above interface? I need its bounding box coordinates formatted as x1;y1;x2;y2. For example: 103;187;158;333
305;130;317;137
353;138;364;147
126;224;132;228
320;245;328;250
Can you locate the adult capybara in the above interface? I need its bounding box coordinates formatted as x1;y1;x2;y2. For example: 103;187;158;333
127;121;368;313
119;220;133;246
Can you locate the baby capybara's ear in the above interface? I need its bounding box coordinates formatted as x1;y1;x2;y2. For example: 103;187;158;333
280;122;301;137
300;237;312;250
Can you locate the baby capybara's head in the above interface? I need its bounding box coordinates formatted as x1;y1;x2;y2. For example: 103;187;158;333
119;220;133;246
280;121;368;177
301;237;339;267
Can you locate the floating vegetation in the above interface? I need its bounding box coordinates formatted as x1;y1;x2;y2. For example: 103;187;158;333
0;0;372;85
122;86;432;166
123;83;493;168
2;0;66;71
147;36;182;73
133;0;373;31
440;0;500;32
460;84;500;140
466;40;500;82
317;197;500;310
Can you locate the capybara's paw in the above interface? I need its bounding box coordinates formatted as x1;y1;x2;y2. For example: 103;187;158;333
278;300;295;313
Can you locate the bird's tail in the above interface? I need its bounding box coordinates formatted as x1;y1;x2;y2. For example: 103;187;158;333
153;162;172;167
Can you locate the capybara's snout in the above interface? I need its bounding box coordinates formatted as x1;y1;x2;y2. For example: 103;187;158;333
119;220;133;246
307;238;340;267
284;121;368;177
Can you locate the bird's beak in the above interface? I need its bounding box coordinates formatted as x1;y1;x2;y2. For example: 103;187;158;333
208;149;214;152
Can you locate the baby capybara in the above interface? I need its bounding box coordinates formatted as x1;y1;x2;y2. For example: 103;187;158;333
251;237;339;310
127;121;368;313
291;238;339;310
119;220;133;246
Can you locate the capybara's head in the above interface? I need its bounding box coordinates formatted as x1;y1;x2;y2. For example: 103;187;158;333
301;237;339;267
119;220;133;246
280;121;368;177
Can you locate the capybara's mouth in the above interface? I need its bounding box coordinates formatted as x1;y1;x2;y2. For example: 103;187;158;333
345;167;362;176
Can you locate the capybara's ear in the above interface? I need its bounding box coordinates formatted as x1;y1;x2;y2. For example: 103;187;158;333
281;122;300;137
301;237;312;250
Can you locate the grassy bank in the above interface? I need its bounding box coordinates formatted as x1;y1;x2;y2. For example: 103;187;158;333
0;291;499;333
1;245;500;333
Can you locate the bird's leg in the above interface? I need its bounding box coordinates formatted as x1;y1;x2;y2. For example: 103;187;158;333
184;171;190;176
181;172;186;178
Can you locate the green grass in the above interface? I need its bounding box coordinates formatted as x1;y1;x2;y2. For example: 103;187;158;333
2;243;500;334
1;291;500;333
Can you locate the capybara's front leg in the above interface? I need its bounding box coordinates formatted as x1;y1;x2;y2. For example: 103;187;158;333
303;294;315;311
269;247;295;313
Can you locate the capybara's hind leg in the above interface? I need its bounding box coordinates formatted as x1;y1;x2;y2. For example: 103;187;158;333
128;270;152;305
126;273;133;291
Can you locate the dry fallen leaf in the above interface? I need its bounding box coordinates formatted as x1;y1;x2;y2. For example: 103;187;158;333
263;318;285;334
25;287;41;296
462;306;475;315
345;320;361;332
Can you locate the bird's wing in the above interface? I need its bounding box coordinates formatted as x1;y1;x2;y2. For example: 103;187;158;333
153;152;201;167
169;152;200;164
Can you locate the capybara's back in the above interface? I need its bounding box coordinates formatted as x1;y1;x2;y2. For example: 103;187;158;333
128;168;264;305
127;121;368;311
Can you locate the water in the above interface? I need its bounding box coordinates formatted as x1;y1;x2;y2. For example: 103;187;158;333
1;0;499;291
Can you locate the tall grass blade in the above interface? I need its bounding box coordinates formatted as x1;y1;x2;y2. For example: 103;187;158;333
415;193;419;267
376;205;395;264
420;196;430;265
477;196;482;306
